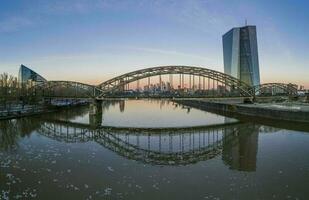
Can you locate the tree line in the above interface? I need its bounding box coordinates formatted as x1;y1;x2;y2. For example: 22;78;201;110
0;72;40;108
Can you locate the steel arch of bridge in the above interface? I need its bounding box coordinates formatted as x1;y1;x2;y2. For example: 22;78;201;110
31;67;298;99
97;65;253;97
251;83;298;96
35;81;103;98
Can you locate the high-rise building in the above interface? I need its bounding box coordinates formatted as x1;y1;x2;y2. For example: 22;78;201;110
18;64;47;85
223;25;260;86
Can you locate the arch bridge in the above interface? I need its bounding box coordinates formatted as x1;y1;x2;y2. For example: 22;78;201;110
251;83;298;96
34;80;103;99
30;66;297;99
97;65;253;98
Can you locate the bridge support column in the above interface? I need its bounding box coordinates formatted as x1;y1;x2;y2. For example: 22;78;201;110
43;97;52;106
288;94;298;101
89;99;103;127
304;93;309;103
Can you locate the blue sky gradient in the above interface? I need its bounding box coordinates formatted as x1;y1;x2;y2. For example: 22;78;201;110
0;0;308;86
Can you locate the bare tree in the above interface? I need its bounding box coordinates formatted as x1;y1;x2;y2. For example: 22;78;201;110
0;73;19;109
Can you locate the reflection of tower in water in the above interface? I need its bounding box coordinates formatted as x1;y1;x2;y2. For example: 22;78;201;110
222;124;259;172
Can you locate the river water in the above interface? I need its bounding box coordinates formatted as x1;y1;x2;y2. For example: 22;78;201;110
0;99;308;199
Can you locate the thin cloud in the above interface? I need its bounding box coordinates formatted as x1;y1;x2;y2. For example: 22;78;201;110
10;0;236;35
146;0;238;35
17;45;212;64
35;0;236;34
122;46;212;62
38;0;115;14
0;17;33;33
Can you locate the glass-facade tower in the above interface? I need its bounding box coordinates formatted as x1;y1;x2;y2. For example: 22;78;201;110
18;64;47;85
223;25;260;86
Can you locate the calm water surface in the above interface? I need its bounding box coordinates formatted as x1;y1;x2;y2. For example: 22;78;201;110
70;99;236;127
0;99;309;200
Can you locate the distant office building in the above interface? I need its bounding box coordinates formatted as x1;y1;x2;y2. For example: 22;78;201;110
18;64;47;85
223;25;260;86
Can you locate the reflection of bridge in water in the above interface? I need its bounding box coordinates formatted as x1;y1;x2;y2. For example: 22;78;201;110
37;118;264;170
0;106;283;171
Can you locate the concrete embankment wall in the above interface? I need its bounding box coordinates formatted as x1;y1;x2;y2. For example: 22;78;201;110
175;100;309;123
0;97;93;120
0;105;47;120
0;101;89;120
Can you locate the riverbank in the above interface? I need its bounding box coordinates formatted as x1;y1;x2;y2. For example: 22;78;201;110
174;99;309;123
0;100;89;120
0;104;48;120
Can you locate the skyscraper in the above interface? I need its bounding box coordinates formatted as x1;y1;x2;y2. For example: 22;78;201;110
18;64;47;85
223;25;260;86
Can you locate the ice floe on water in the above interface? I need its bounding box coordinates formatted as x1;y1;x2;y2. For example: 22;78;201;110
107;166;114;172
104;187;112;196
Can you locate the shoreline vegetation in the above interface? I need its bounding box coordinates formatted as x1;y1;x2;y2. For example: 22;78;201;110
0;72;89;120
0;72;44;120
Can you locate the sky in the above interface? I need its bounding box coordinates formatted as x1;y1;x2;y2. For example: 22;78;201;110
0;0;308;87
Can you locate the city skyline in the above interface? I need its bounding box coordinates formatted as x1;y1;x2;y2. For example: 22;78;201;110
0;0;308;87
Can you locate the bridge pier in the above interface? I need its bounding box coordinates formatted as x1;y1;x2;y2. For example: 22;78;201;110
305;93;309;103
43;98;52;105
89;99;103;127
